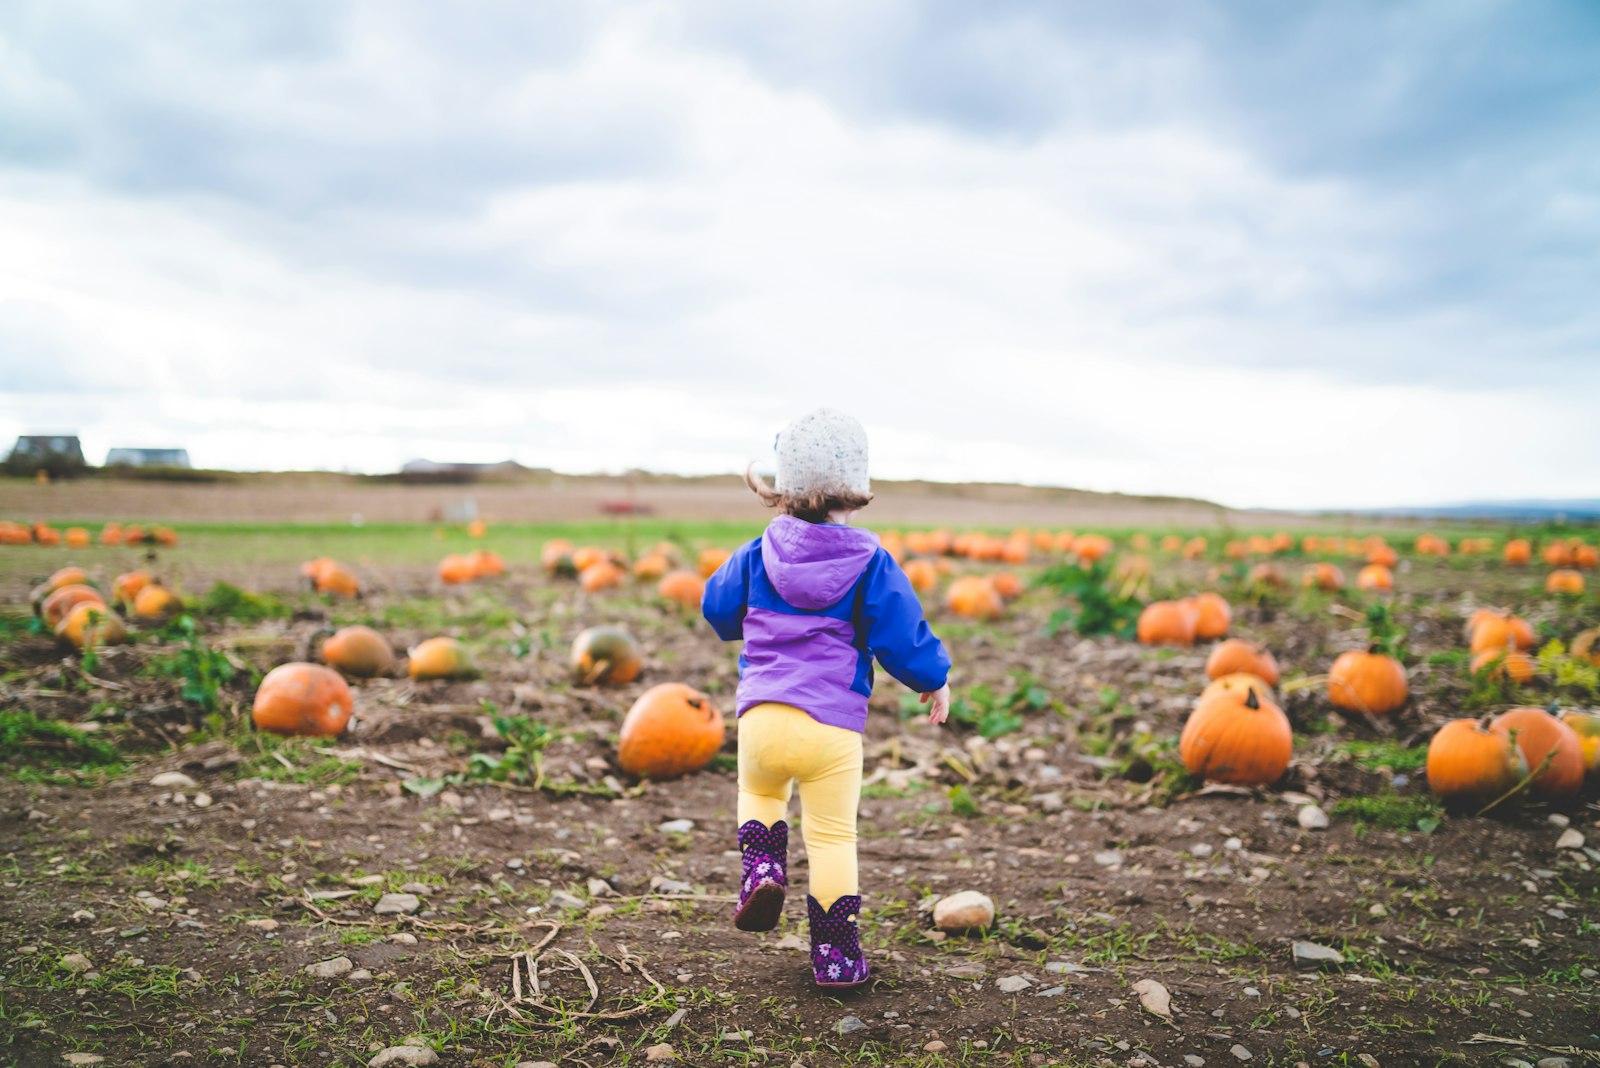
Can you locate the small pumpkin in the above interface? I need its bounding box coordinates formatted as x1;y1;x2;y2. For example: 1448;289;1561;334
579;559;625;592
1136;600;1197;646
1248;563;1287;588
30;566;91;609
251;662;354;737
658;570;706;610
41;585;107;629
407;637;479;681
1356;563;1394;591
1200;671;1278;707
99;522;124;546
1469;645;1535;683
1366;543;1399;567
121;524;146;546
1074;534;1112;563
1301;563;1345;592
570;626;643;685
1179;686;1292;787
633;553;671;581
1556;710;1600;772
1574;545;1599;570
617;683;725;779
902;559;938;593
64;527;91;549
152;527;178;547
1160;535;1183;552
55;601;126;651
469;549;506;578
1328;649;1408;716
112;570;153;608
1187;592;1232;640
1546;569;1585;595
1205;639;1280;685
1181;537;1207;560
1543;542;1574;567
131;585;182;622
467;518;487;538
310;562;360;598
991;571;1024;600
1426;718;1525;808
542;539;576;572
321;625;398;678
439;553;477;585
698;548;733;578
1489;707;1585;799
1468;613;1535;654
946;576;1002;620
1503;539;1532;565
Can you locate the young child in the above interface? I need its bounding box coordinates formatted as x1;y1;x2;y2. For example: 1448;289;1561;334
702;408;952;988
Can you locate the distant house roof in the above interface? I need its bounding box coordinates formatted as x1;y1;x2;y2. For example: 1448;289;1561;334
106;447;192;468
8;435;85;463
400;458;526;476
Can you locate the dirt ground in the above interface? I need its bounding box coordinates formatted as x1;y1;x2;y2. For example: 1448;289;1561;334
2;535;1598;1068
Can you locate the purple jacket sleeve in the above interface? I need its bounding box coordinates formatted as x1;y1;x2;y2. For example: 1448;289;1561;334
701;540;755;640
858;551;952;693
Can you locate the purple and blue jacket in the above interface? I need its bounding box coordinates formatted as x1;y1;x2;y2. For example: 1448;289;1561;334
702;515;951;733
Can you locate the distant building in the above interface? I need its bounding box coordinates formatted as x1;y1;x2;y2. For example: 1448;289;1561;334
106;447;192;468
399;458;527;482
5;435;86;476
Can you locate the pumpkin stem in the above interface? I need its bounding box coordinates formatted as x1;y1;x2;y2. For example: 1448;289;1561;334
1245;688;1260;711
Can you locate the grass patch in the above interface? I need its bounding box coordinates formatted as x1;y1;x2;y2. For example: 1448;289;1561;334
1331;792;1444;833
0;709;125;781
195;582;290;622
236;733;363;785
1334;739;1428;774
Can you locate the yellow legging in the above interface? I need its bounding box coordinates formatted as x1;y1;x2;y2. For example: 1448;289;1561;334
737;702;863;910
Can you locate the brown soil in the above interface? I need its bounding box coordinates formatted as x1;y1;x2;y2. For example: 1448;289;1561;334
1;548;1597;1068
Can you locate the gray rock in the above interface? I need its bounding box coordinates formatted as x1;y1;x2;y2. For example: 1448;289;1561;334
547;890;587;912
368;1045;438;1067
663;1007;688;1029
1536;1058;1573;1068
150;772;198;789
1230;1045;1252;1062
835;1015;868;1036
586;877;614;897
995;974;1033;993
1184;1057;1206;1067
397;882;433;895
305;956;353;979
1045;960;1102;974
658;818;695;834
944;962;985;979
655;879;694;895
932;890;995;934
63;1056;106;1066
1032;791;1065;813
1555;828;1585;851
1291;941;1345;970
645;1044;675;1063
59;952;92;973
375;893;421;915
1093;850;1123;867
1297;805;1330;831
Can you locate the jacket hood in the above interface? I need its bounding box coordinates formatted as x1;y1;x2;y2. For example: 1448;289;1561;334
760;514;880;610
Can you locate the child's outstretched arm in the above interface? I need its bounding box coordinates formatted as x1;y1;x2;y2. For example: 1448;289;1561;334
701;542;755;640
858;553;953;723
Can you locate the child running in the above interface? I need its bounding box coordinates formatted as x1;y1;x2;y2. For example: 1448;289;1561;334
702;408;952;988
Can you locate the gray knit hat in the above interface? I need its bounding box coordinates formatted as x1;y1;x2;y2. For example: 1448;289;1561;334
774;408;870;498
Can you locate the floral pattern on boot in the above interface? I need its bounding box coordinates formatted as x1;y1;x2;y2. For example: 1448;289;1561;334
734;819;788;931
807;893;870;988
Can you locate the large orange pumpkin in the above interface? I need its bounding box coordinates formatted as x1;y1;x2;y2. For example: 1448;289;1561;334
439;553;477;585
633;553;671;581
1426;719;1525;808
1503;539;1532;565
1356;564;1394;592
1074;534;1112;563
1366;544;1398;567
30;566;91;608
579;559;625;592
698;548;733;579
310;562;360;598
41;585;107;629
1546;569;1585;595
407;637;479;680
946;576;1002;620
1187;592;1231;640
658;570;706;609
1301;563;1345;592
112;570;153;608
1543;542;1573;567
1489;707;1585;799
252;663;354;737
1200;671;1277;707
468;549;506;578
1179;687;1292;787
321;625;397;678
571;626;643;685
1135;600;1196;646
1205;639;1280;685
903;559;938;593
1328;649;1408;716
64;527;91;549
1468;613;1535;654
1469;645;1535;683
131;585;182;622
617;683;725;779
99;522;124;546
55;601;126;651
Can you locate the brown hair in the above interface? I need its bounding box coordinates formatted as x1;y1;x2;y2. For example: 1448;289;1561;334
745;464;873;524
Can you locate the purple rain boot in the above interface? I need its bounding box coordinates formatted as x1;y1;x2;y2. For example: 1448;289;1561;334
734;819;788;932
807;894;870;988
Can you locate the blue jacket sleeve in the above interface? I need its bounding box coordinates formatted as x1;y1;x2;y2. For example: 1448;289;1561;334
701;540;755;641
858;551;952;692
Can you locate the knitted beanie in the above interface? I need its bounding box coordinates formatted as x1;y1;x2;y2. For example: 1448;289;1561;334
773;408;870;498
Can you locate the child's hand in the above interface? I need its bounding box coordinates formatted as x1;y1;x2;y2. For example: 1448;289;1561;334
920;684;951;726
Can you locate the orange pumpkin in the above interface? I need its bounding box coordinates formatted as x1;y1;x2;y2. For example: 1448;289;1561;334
633;553;671;581
41;585;107;629
1187;592;1232;640
30;567;92;611
1557;710;1600;772
1356;563;1394;591
33;525;61;547
1181;537;1207;560
152;526;178;547
1160;535;1183;552
1328;649;1408;716
407;637;479;680
112;570;153;608
121;525;145;546
1248;563;1287;588
946;576;1002;620
1469;646;1535;683
1136;600;1197;646
1130;533;1151;551
1200;672;1278;707
439;553;477;585
64;527;91;549
55;601;124;651
1503;539;1532;565
469;549;505;578
617;683;725;779
903;559;938;593
99;522;124;546
579;559;625;592
658;570;706;609
698;548;733;579
131;585;181;621
1546;569;1585;595
1468;613;1535;654
1489;707;1585;799
467;519;487;538
991;571;1024;600
321;625;397;678
1074;534;1112;563
1543;542;1573;567
1301;562;1345;592
308;561;359;598
542;539;576;572
571;626;643;685
251;663;354;737
1225;540;1248;560
1204;639;1280;685
1053;531;1076;553
1179;687;1292;787
1426;719;1525;807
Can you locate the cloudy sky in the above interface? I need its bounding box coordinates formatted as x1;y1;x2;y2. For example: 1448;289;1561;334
1;1;1596;510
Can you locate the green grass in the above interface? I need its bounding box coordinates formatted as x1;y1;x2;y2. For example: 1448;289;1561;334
1331;792;1445;833
1334;739;1429;774
0;709;126;782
